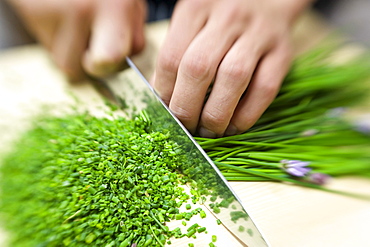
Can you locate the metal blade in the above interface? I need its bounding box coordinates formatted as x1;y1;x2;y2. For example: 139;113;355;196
96;57;269;247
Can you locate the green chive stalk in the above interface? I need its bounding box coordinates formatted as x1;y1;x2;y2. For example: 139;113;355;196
196;43;370;191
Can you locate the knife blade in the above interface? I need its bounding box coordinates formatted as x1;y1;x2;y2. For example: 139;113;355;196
92;57;270;247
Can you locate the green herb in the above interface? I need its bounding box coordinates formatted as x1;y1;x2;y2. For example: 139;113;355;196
212;235;217;242
199;210;207;219
187;223;199;232
1;40;370;247
197;227;207;233
247;229;253;237
196;44;370;196
0;111;211;246
186;229;196;238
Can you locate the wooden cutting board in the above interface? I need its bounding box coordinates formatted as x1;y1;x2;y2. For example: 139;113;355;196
1;11;370;247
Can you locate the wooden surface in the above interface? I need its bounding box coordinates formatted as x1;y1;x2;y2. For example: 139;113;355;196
1;11;370;247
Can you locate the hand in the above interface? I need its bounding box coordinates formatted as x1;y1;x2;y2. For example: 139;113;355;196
8;0;146;79
153;0;313;137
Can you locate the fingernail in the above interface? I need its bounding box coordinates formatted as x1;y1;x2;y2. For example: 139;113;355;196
224;124;238;136
83;51;120;77
199;127;217;138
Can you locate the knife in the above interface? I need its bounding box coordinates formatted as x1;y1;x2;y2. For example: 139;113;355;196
92;57;270;247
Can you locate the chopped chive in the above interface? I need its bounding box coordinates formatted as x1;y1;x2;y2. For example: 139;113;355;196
197;227;206;233
212;235;217;242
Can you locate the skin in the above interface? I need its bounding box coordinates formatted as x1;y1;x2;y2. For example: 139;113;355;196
8;0;314;136
7;0;146;79
153;0;314;137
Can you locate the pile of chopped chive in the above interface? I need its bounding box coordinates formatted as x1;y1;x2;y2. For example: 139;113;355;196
0;112;215;246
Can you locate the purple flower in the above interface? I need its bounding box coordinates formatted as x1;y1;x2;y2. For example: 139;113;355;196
280;160;312;177
301;129;319;137
307;173;331;185
353;117;370;135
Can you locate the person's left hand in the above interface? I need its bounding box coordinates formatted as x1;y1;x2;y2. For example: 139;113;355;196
152;0;310;137
8;0;147;80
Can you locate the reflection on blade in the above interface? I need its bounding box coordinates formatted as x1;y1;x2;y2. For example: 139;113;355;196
100;57;269;247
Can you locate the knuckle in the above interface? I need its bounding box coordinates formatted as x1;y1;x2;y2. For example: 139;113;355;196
181;54;212;82
202;108;227;128
158;51;182;74
219;2;251;27
226;3;248;22
170;105;193;123
259;82;280;98
219;63;251;82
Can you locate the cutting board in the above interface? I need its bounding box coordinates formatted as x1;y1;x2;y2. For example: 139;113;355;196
1;11;370;247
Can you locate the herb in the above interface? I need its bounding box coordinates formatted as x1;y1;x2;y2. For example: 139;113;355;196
211;235;217;242
199;210;206;219
197;227;207;233
1;40;370;247
196;44;370;197
0;111;208;246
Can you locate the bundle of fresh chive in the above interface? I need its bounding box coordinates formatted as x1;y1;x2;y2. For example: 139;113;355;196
196;43;370;193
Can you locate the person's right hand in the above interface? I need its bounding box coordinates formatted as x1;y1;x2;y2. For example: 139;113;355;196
7;0;147;79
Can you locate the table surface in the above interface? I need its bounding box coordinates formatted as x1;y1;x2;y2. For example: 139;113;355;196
1;11;370;247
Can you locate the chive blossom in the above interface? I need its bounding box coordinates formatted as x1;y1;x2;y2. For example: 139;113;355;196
307;173;331;185
280;160;311;177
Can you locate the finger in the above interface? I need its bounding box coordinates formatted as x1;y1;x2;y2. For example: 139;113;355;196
226;41;292;135
169;18;241;133
198;31;269;137
51;0;92;79
83;0;135;77
8;0;64;49
131;0;146;55
153;0;210;104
